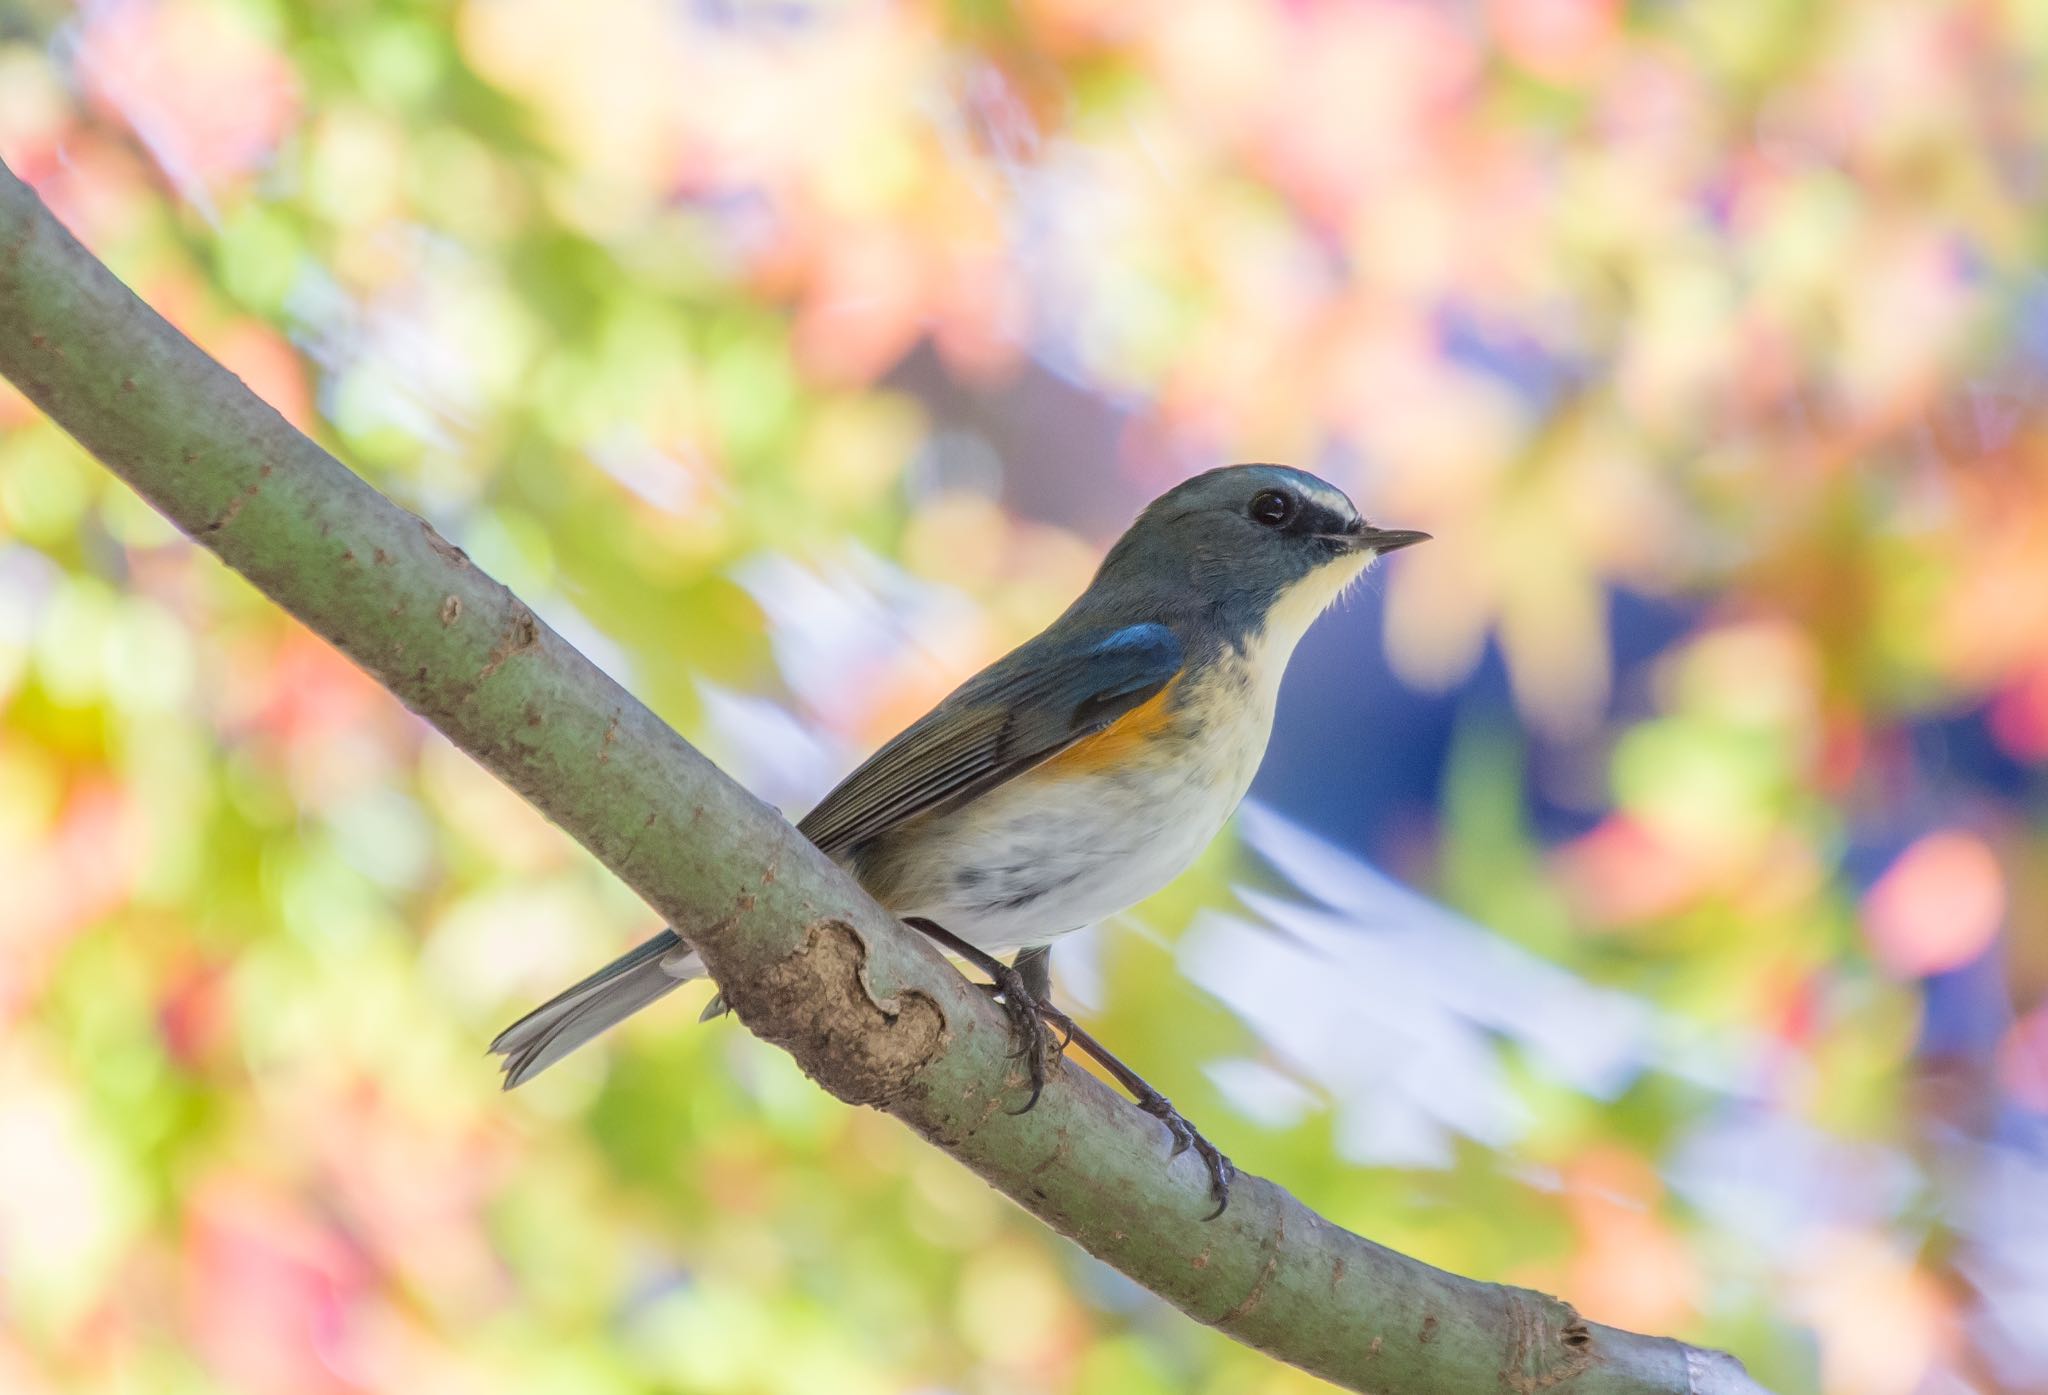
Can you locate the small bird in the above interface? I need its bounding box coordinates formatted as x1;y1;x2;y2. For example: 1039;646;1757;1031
492;464;1427;1213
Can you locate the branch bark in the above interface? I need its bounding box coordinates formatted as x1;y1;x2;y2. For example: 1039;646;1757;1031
0;158;1771;1395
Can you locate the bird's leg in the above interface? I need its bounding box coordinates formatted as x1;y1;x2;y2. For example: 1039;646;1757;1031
902;918;1071;1113
901;920;1232;1218
1012;944;1053;1004
1059;1018;1235;1219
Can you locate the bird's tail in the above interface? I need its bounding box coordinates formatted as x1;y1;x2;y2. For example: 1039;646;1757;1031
491;929;704;1088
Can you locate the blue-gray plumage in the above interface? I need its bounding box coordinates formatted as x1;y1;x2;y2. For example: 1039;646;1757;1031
490;464;1428;1211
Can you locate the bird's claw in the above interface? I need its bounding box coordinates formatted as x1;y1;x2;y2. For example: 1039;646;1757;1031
1136;1090;1235;1218
978;976;1072;1114
967;958;1230;1217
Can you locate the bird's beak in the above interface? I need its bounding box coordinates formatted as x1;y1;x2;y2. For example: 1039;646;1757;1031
1335;525;1431;554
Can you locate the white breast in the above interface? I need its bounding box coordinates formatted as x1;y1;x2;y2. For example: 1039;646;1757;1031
875;648;1274;956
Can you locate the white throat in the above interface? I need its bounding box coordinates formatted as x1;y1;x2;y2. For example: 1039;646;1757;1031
1241;550;1376;704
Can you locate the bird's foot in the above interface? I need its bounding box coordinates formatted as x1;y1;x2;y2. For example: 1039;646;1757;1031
1055;1016;1235;1219
900;917;1074;1114
1130;1086;1235;1218
895;918;1227;1213
976;970;1072;1114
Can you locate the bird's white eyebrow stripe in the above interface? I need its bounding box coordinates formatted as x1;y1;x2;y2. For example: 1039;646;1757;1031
1299;480;1356;521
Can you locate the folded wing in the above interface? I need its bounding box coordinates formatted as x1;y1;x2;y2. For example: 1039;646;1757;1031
798;622;1184;859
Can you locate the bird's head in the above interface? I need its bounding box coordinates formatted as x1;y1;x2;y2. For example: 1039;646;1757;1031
1091;464;1428;652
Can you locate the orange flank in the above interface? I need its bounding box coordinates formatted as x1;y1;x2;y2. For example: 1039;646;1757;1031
1036;678;1184;777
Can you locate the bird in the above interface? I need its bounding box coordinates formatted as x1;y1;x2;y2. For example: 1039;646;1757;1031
491;464;1428;1214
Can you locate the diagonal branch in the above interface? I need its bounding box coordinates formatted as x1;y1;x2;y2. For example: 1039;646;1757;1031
0;159;1771;1395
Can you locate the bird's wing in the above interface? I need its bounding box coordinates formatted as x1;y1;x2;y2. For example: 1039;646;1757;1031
797;622;1184;859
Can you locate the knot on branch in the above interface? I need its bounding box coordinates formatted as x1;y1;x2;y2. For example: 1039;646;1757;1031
1502;1288;1596;1393
716;918;946;1107
476;606;539;684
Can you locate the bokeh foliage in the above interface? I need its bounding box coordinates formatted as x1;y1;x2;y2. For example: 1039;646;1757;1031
2;2;2046;1393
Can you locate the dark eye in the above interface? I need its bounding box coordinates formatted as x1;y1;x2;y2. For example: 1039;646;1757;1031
1248;489;1296;528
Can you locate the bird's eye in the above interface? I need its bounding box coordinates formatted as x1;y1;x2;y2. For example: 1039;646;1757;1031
1248;489;1296;528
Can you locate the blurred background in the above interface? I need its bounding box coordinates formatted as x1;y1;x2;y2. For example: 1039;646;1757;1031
1;1;2046;1392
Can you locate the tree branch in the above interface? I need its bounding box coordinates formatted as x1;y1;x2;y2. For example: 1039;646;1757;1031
0;158;1771;1395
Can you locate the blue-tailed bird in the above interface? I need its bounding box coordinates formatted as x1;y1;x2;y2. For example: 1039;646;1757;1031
491;464;1428;1212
